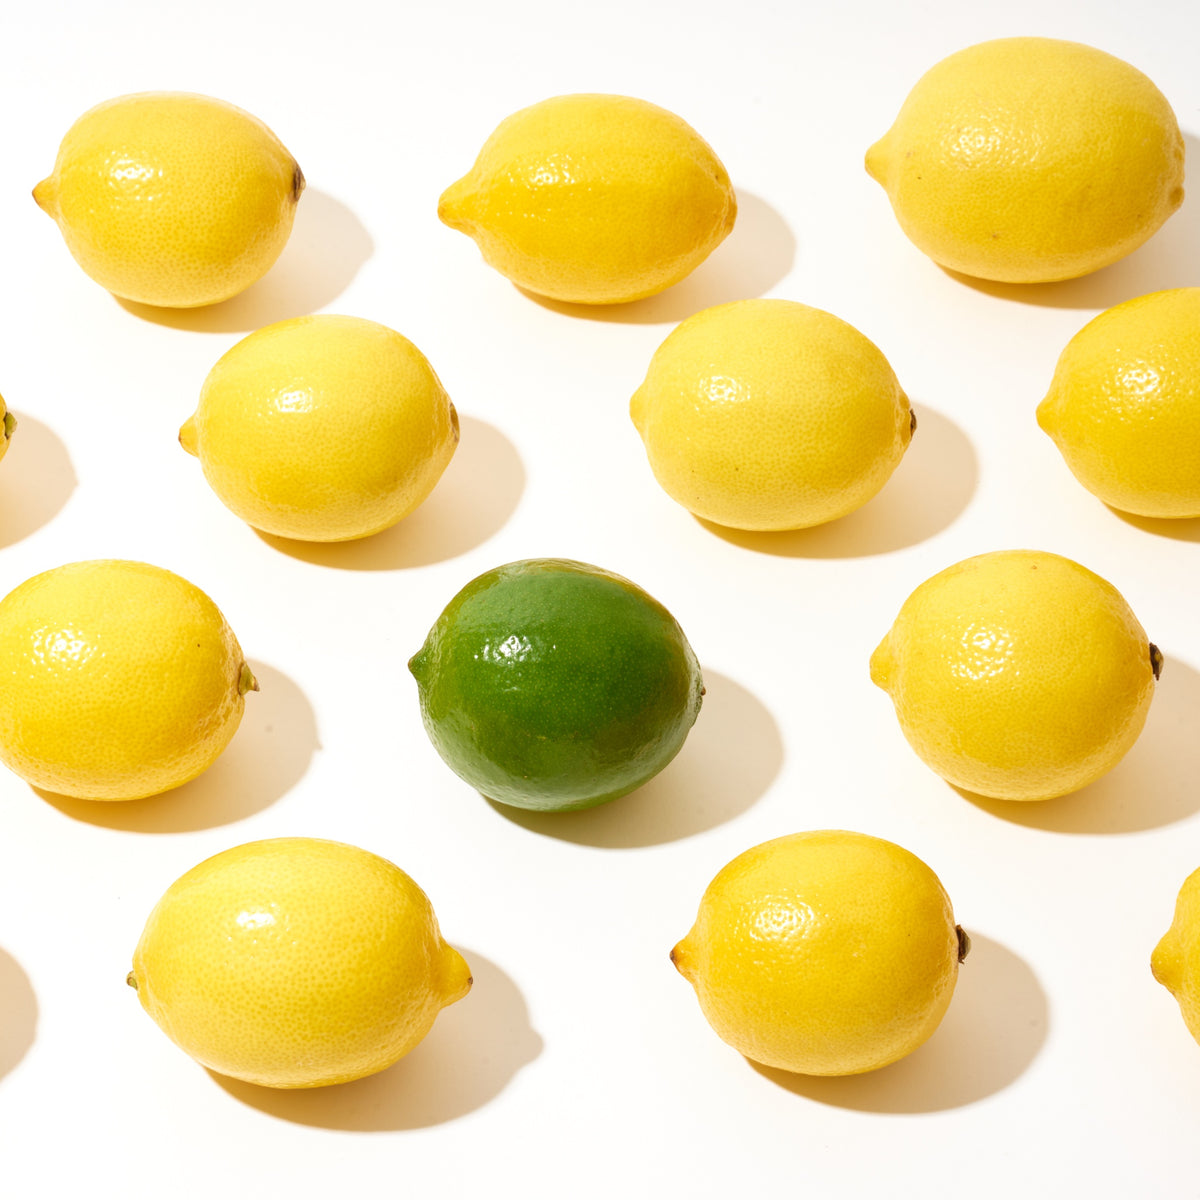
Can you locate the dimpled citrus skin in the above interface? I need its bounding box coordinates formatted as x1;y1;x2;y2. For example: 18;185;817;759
439;94;735;304
1152;867;1200;1048
129;838;472;1089
1037;289;1200;517
409;559;704;812
0;560;253;800
180;315;458;542
630;299;912;530
34;92;303;307
0;394;14;464
865;38;1184;283
672;831;963;1076
871;550;1158;801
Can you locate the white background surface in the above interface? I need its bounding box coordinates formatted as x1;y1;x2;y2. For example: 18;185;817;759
1;0;1199;1195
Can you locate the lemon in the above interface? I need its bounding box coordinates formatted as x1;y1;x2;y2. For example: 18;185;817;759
1152;867;1200;1049
1037;289;1200;517
129;838;471;1088
871;550;1160;801
630;299;913;530
439;93;735;304
0;560;255;800
409;558;704;811
672;830;967;1076
34;92;304;307
0;394;14;463
180;315;458;542
866;38;1184;282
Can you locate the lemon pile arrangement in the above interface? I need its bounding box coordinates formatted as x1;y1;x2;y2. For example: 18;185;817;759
2;33;1199;1094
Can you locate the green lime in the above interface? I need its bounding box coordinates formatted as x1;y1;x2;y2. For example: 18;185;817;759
408;558;704;812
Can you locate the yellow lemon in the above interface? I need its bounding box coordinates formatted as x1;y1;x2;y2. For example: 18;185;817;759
180;315;458;542
871;550;1159;801
866;38;1184;282
0;394;14;463
34;92;303;307
1037;289;1200;517
630;299;912;530
1152;867;1200;1049
129;838;472;1088
672;830;966;1076
439;93;735;304
0;560;255;800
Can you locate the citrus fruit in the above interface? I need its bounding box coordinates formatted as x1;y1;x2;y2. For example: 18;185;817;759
0;394;14;463
630;299;913;530
180;314;458;542
865;38;1184;282
34;92;303;307
672;830;967;1076
438;93;735;304
1037;289;1200;517
129;838;471;1088
871;549;1160;801
1152;867;1200;1049
0;559;255;800
409;558;704;811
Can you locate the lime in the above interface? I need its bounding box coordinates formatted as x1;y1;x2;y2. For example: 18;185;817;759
409;559;704;812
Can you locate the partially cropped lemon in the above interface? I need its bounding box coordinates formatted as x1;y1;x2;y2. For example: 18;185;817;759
129;838;472;1088
439;94;735;304
1038;289;1200;517
0;394;14;463
866;38;1184;282
672;830;967;1076
181;315;458;542
0;560;255;800
35;92;303;307
1153;867;1200;1050
630;299;912;530
871;550;1160;801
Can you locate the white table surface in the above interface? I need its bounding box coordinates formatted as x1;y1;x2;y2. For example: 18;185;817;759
2;1;1199;1195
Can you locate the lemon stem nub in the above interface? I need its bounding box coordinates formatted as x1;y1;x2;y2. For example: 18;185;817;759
1151;644;1164;680
3;411;16;440
126;971;138;990
291;163;306;203
909;409;917;436
238;663;260;695
956;926;971;963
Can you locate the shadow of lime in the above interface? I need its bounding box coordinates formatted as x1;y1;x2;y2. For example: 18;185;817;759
255;416;524;570
0;948;37;1081
36;661;317;833
208;951;540;1130
751;934;1046;1112
938;131;1200;311
695;405;976;559
115;189;373;334
957;653;1200;834
0;414;76;548
487;669;781;848
518;191;795;325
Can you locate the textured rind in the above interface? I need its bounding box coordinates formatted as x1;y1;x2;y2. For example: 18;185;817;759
674;831;959;1076
1153;867;1200;1046
409;558;704;811
188;315;458;541
866;38;1184;282
439;94;735;304
631;299;912;530
38;91;301;307
1038;289;1200;517
871;550;1155;800
131;838;471;1088
0;559;247;799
